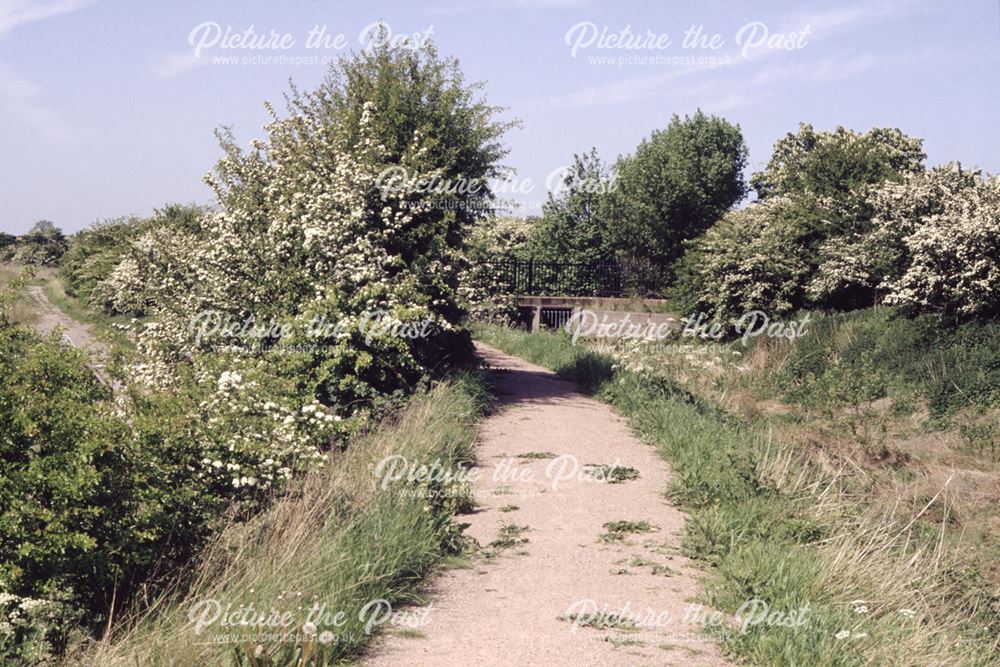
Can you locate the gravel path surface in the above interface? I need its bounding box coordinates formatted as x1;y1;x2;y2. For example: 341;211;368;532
364;342;731;666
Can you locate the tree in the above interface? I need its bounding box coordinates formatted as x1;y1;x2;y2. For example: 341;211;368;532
16;221;67;266
27;220;59;237
530;149;614;265
809;164;981;310
752;124;926;203
104;37;514;402
676;123;928;318
603;110;748;287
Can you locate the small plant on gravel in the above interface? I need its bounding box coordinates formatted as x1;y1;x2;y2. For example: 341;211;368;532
483;523;530;558
560;612;638;631
586;464;640;483
395;628;427;640
499;504;519;512
599;520;656;543
516;451;557;459
602;636;645;647
628;555;679;576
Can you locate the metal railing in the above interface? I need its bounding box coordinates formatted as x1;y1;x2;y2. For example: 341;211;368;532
480;259;626;297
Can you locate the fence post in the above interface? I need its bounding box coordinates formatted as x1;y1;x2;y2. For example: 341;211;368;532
527;259;534;296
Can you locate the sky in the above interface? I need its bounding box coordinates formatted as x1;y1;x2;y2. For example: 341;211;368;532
1;0;998;234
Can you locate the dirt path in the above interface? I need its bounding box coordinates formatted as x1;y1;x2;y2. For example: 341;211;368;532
365;343;731;666
25;284;114;388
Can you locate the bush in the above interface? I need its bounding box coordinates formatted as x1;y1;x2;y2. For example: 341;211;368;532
14;222;68;267
810;165;988;311
673;197;814;322
0;321;134;657
61;205;203;308
885;173;1000;319
459;216;535;323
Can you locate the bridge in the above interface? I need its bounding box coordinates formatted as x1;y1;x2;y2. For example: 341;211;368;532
482;259;680;333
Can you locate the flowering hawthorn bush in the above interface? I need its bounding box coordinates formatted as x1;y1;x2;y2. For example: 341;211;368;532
681;122;998;324
809;165;986;309
885;171;1000;318
675;197;813;323
458;215;535;323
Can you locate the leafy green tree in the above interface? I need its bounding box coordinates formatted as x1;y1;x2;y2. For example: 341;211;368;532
752;124;926;202
603;110;748;287
15;221;67;266
530;149;614;265
0;232;15;261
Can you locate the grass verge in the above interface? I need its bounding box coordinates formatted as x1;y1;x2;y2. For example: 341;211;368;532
475;323;1000;666
41;275;134;351
77;373;488;666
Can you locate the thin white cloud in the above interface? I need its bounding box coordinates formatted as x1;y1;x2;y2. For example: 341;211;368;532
0;63;75;144
153;51;207;79
0;0;90;144
0;0;92;40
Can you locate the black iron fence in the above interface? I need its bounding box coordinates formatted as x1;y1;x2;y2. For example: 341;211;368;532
480;258;669;298
481;259;626;297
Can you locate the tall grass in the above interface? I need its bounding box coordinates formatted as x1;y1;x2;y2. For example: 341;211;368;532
475;324;1000;666
744;308;1000;422
0;263;40;326
77;374;488;666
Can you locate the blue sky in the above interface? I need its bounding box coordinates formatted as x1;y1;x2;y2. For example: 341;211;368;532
1;0;998;234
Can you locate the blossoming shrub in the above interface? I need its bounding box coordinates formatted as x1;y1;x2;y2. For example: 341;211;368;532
672;197;814;322
680;122;998;325
885;172;1000;319
98;42;513;400
62;205;203;312
4;41;513;661
458;216;535;323
809;165;988;311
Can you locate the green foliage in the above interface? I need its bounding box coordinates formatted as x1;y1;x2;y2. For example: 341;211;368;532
530;148;614;265
85;376;487;666
751;124;925;203
603;110;748;287
680;123;934;318
810;165;991;313
459;216;536;323
751;307;1000;421
3;39;507;663
61;205;205;307
672;197;815;321
0;234;15;262
288;30;518;237
885;172;1000;319
13;221;68;267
